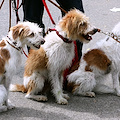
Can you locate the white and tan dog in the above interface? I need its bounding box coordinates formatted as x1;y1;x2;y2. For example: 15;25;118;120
67;22;120;97
10;9;98;104
0;21;45;112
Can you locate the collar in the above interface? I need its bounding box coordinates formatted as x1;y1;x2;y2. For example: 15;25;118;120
6;36;21;51
6;36;28;58
49;28;72;43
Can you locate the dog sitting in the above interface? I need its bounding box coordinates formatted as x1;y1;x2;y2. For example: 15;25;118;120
67;22;120;97
10;9;98;105
0;21;45;112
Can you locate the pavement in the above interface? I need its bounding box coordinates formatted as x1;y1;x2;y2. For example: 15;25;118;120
0;0;120;120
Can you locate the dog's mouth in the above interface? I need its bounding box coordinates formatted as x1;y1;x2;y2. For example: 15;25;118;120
33;44;41;49
83;28;99;41
82;34;92;41
32;40;45;49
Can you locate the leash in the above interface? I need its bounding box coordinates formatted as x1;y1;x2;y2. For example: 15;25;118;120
98;29;120;43
11;0;23;23
42;0;55;25
48;0;67;14
0;0;5;9
9;0;11;31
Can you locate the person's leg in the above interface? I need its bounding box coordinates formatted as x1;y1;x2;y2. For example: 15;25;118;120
23;0;44;28
56;0;84;16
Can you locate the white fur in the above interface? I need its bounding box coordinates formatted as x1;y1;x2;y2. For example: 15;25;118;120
0;21;44;112
68;22;120;97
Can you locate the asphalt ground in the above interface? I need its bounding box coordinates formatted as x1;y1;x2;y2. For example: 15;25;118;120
0;0;120;120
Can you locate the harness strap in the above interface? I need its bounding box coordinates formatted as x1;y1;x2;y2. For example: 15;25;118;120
49;28;72;43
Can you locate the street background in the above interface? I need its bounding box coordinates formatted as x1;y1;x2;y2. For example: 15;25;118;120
0;0;120;120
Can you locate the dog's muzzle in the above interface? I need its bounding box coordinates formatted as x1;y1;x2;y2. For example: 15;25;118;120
88;28;100;35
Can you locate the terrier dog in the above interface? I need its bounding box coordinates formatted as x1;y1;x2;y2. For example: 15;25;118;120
10;9;98;104
67;22;120;97
0;21;45;112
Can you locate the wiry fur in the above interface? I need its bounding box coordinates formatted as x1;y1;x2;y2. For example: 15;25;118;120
10;9;98;104
68;22;120;97
0;21;44;112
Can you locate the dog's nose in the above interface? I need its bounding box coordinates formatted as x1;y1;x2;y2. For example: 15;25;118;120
41;40;45;44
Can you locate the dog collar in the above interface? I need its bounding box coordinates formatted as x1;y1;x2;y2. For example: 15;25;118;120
6;36;28;58
6;36;21;51
48;28;72;43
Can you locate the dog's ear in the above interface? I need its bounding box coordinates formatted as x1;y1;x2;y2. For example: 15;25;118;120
10;24;32;40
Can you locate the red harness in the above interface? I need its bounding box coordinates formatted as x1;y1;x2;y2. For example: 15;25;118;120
49;28;72;43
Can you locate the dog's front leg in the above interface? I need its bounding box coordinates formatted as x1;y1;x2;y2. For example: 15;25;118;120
59;73;69;100
112;71;120;96
50;71;68;105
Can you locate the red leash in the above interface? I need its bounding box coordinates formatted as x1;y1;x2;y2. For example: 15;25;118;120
42;0;55;25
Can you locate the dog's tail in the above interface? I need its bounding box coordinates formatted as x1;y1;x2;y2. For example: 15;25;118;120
9;84;27;93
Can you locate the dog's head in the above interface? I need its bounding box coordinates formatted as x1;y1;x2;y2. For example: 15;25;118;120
59;9;98;43
9;22;45;50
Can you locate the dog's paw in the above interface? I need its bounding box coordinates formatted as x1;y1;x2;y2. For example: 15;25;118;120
25;94;48;102
7;104;15;110
116;91;120;96
114;89;120;96
0;105;7;112
62;93;70;100
36;96;48;102
7;100;15;110
57;98;68;105
86;92;95;97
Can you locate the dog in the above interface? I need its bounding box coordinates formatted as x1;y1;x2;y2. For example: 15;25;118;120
0;21;45;112
10;9;98;105
67;22;120;97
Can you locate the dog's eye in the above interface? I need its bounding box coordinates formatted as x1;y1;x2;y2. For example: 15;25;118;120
29;32;35;37
81;22;87;26
39;32;43;36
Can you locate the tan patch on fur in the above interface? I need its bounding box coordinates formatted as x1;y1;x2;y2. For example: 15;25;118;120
0;49;10;61
83;49;111;71
10;24;32;40
24;47;48;76
85;65;92;72
0;40;6;47
59;9;88;40
26;80;36;95
0;49;10;75
14;84;27;93
72;84;80;93
0;57;5;75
